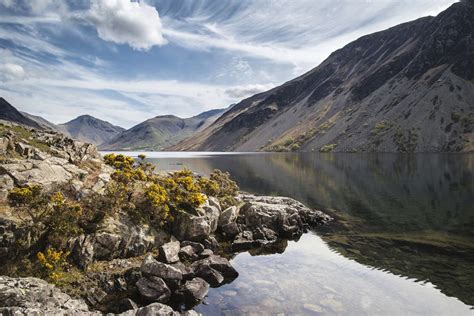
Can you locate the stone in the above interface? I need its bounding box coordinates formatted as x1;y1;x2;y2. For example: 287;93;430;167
112;298;139;314
0;276;98;315
191;255;238;280
174;277;209;308
194;266;224;287
158;240;180;263
207;196;221;212
202;236;220;252
199;203;220;233
135;302;176;316
231;231;260;252
199;249;213;258
179;245;198;261
218;206;238;228
221;222;240;239
170;261;195;280
68;234;95;269
141;254;183;281
93;232;122;260
136;277;171;303
181;241;205;253
172;210;211;241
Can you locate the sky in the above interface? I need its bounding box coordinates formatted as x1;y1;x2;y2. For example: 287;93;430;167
0;0;457;128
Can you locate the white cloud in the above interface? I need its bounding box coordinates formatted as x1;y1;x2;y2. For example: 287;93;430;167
87;0;167;50
0;63;25;81
225;84;274;99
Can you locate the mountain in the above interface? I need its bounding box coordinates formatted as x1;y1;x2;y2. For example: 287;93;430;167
0;98;42;129
100;108;227;151
21;111;61;132
171;2;474;153
59;115;125;146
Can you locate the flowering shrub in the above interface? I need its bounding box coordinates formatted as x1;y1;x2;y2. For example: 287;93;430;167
37;248;69;284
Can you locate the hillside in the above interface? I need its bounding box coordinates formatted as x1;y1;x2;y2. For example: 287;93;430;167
0;98;42;129
21;111;62;132
100;108;227;151
171;2;474;153
59;115;125;146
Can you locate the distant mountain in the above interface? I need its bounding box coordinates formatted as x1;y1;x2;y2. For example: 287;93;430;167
0;97;42;129
59;115;125;146
100;108;227;151
21;111;61;132
171;2;474;153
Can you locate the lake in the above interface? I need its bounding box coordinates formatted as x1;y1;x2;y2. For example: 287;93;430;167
108;152;474;315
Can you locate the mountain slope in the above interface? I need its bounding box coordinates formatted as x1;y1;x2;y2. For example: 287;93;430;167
100;108;227;151
171;2;474;153
0;98;42;129
59;115;125;146
21;111;62;132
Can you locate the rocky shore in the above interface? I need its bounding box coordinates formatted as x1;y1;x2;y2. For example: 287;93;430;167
0;122;332;315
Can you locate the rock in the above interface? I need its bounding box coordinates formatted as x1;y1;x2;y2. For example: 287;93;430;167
191;255;238;280
174;277;209;308
136;277;171;303
231;231;260;252
199;249;213;258
86;287;107;306
172;210;211;241
202;236;220;252
111;298;139;314
218;206;238;228
0;276;98;315
93;232;122;260
170;262;195;280
234;194;332;244
134;302;177;316
179;245;198;262
221;222;240;239
199;203;220;233
141;254;183;281
207;196;221;212
68;234;95;269
194;266;224;287
181;241;205;253
158;240;181;263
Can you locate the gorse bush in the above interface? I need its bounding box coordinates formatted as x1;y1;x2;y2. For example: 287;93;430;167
37;247;70;284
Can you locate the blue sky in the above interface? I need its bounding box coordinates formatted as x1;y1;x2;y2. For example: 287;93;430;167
0;0;456;128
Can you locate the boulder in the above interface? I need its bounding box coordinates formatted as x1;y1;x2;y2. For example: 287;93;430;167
193;265;224;287
158;240;180;263
179;245;198;262
181;241;205;254
199;249;213;258
172;210;211;241
174;277;209;308
141;254;183;281
218;206;238;228
0;276;98;315
191;255;238;280
207;196;221;212
202;237;220;252
198;203;220;233
136;277;171;303
231;231;261;252
134;302;176;316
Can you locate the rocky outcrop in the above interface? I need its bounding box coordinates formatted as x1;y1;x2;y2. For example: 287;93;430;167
68;213;170;269
0;276;98;315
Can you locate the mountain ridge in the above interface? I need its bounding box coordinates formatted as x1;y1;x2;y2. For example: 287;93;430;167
170;2;474;153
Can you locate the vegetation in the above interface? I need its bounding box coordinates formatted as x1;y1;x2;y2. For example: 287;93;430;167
320;143;338;153
6;153;240;283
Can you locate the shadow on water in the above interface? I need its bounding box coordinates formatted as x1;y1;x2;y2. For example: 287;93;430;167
147;152;474;311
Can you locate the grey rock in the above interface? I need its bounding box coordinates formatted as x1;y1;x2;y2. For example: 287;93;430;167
194;265;224;287
179;245;198;262
135;302;177;316
172;210;211;241
199;249;213;258
141;254;183;281
191;255;238;280
174;277;209;308
0;276;98;315
158;240;180;263
218;206;238;228
136;277;171;303
202;236;220;252
181;241;205;254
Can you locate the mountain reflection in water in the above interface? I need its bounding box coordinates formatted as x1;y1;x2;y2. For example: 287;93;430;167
131;152;474;314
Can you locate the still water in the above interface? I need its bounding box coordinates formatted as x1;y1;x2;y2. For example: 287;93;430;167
111;152;474;315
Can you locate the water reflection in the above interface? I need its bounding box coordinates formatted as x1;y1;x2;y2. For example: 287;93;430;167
144;152;474;311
